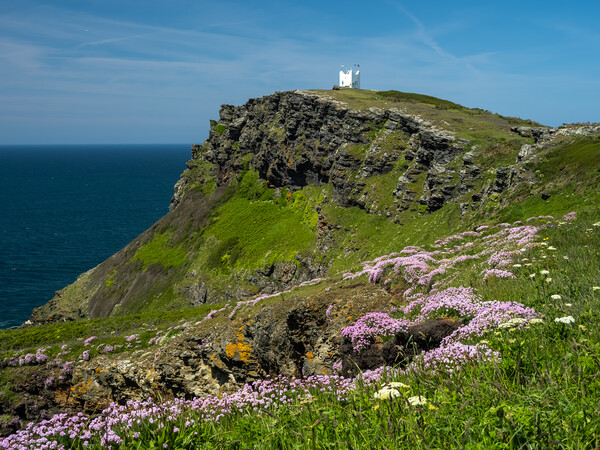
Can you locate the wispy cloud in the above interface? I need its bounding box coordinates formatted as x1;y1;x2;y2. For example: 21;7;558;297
383;0;484;73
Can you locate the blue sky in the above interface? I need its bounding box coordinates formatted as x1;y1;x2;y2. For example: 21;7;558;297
1;0;599;144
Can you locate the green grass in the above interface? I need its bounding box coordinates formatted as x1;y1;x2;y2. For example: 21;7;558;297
104;270;117;288
190;175;319;274
132;232;188;270
323;197;468;275
200;197;316;272
214;124;226;135
376;89;466;109
180;159;217;196
0;305;222;355
536;136;600;179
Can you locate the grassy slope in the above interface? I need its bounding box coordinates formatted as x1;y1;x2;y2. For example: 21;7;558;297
3;204;600;448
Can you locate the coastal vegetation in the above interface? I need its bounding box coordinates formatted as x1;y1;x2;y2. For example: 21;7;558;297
2;214;600;448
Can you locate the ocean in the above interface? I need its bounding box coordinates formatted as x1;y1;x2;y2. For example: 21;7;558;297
0;144;191;329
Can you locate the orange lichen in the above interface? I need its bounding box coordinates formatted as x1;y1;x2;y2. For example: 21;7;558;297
70;377;93;397
225;332;252;363
306;351;314;362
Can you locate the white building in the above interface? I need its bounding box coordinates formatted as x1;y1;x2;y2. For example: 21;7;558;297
339;66;360;89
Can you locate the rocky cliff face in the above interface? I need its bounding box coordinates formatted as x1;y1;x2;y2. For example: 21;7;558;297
29;89;555;326
173;90;480;217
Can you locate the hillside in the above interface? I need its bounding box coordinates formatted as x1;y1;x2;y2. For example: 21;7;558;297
27;89;598;323
1;89;600;447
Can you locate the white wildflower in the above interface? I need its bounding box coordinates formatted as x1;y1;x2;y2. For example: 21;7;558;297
407;396;428;406
546;278;552;283
512;264;522;268
550;294;562;300
593;286;600;291
528;318;544;324
529;273;536;278
499;317;526;328
540;270;550;275
374;388;401;400
592;222;600;227
565;303;572;307
548;246;557;250
563;256;569;260
554;316;575;324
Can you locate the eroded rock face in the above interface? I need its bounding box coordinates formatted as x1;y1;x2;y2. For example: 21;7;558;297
1;285;398;431
177;91;473;215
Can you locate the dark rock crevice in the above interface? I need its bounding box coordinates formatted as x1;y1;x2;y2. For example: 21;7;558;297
340;319;462;377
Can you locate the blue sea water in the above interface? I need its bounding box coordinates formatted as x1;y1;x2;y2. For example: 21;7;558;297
0;144;191;329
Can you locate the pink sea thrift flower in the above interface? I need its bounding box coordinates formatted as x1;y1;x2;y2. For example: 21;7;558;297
482;269;515;280
414;342;500;374
325;304;335;319
341;313;410;352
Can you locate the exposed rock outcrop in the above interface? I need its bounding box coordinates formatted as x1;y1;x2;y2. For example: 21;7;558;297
176;90;473;216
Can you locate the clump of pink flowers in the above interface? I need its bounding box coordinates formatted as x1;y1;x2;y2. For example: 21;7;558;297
415;342;500;373
482;269;516;280
0;371;385;449
326;304;336;319
402;286;482;322
341;313;410;352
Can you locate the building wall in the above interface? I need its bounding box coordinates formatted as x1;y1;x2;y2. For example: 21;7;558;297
339;70;352;87
339;69;360;89
352;71;360;89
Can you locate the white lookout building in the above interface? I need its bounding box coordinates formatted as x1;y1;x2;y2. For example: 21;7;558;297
339;66;360;89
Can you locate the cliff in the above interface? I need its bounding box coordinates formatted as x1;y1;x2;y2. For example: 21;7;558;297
3;88;600;441
28;88;573;325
